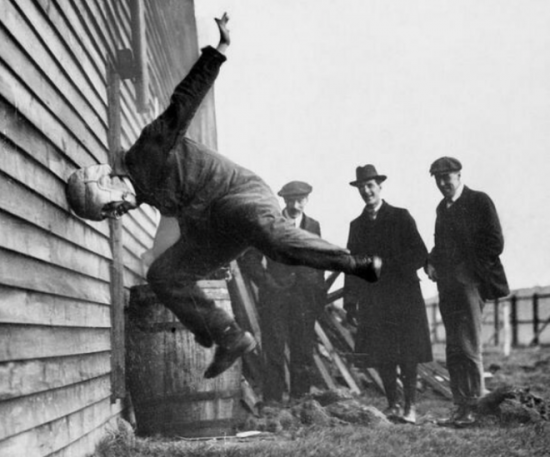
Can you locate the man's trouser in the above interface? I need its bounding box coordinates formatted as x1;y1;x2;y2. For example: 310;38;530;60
438;277;485;406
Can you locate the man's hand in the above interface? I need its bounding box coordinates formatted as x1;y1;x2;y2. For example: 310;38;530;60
215;12;230;54
425;262;438;282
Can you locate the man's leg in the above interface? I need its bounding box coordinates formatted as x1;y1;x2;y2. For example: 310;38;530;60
438;279;484;426
377;363;400;418
146;235;256;378
400;362;418;424
257;293;287;403
219;189;380;281
288;290;318;399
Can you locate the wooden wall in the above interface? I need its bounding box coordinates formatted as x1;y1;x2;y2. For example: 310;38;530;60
0;1;217;455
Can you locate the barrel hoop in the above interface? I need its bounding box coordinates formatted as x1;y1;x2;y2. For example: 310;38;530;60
164;418;236;432
137;389;241;408
129;321;188;333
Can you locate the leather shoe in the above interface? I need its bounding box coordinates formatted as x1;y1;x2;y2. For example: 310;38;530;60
195;333;214;348
454;408;477;428
437;406;464;427
383;404;402;420
204;331;256;379
352;255;382;282
400;405;417;424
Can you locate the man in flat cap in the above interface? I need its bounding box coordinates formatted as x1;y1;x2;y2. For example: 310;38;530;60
239;181;330;401
344;165;432;424
426;157;509;427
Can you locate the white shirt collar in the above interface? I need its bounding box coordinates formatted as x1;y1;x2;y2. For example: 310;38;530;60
283;209;303;228
450;182;464;203
366;199;383;215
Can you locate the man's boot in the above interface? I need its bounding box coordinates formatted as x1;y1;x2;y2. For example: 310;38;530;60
351;255;382;282
204;323;257;379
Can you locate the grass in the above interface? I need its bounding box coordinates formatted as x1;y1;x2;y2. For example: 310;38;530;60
90;346;550;457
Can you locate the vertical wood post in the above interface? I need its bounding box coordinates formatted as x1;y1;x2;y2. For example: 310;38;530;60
510;295;518;347
493;299;500;346
532;293;539;346
107;63;126;401
432;301;439;343
502;300;511;356
131;0;148;112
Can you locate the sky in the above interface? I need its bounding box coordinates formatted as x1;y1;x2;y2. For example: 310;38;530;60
194;1;550;298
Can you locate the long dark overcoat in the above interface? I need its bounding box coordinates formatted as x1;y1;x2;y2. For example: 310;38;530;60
344;202;432;366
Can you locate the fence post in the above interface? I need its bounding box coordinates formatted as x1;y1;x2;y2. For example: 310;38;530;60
532;293;539;346
493;299;500;346
502;300;511;356
432;301;439;343
510;295;518;347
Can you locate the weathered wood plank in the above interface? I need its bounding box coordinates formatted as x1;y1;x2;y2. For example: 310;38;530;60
0;286;110;328
313;350;338;390
76;0;146;145
0;2;107;160
0;398;122;457
0;211;111;282
0;375;113;439
0;248;111;305
0;325;111;362
417;363;453;400
14;0;106;122
0;99;67;181
64;0;149;149
34;0;107;107
0;352;111;400
314;322;361;394
0;176;111;258
227;262;262;346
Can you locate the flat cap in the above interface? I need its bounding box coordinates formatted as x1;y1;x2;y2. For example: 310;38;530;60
277;181;313;197
429;156;462;175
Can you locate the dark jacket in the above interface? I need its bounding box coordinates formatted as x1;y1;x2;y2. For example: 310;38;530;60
124;46;272;230
240;214;326;302
429;186;509;300
344;202;432;366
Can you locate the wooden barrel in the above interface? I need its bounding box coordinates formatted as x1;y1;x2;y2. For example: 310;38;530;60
126;281;243;437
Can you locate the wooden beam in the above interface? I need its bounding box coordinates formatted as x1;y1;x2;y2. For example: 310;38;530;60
314;322;361;394
107;63;126;401
312;350;337;391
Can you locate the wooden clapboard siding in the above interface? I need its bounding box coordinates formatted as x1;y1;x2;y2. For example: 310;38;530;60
0;212;110;282
0;375;114;439
2;1;108;165
0;249;111;304
0;352;111;400
0;325;111;362
0;398;121;457
0;0;215;454
0;286;110;328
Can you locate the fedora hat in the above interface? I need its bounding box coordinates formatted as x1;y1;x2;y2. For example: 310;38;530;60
349;164;387;187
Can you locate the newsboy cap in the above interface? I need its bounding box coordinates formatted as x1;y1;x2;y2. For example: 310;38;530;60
429;156;462;175
277;181;313;197
349;164;387;187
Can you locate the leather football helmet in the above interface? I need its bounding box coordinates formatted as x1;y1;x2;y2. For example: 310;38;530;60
66;164;134;221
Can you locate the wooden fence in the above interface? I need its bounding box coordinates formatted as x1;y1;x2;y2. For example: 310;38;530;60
425;292;550;351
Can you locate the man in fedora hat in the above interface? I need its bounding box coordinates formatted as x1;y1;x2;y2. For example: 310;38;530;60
344;165;432;424
426;157;509;427
239;181;329;401
65;15;380;381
